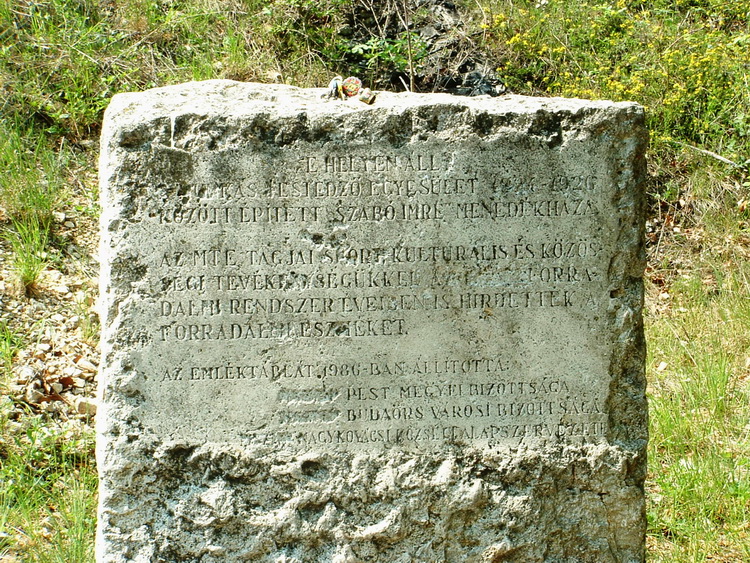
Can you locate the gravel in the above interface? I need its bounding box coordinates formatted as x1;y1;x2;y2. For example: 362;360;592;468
1;191;100;430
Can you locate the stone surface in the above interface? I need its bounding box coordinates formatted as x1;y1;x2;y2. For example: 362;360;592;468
97;80;648;562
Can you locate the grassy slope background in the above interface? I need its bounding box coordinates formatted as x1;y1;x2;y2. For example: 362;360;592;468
1;0;749;561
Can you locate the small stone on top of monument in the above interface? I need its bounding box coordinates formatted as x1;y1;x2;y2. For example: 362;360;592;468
97;79;647;562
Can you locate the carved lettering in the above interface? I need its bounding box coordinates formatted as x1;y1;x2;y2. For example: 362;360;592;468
123;145;616;446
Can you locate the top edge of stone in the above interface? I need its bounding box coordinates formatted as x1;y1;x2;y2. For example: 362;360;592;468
104;79;643;121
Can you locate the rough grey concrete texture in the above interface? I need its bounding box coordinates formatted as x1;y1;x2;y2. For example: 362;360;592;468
98;80;648;562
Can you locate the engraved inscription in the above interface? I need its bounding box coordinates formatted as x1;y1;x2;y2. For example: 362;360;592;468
125;144;615;447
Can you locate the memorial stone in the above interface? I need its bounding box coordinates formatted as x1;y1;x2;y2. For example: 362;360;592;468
97;80;648;562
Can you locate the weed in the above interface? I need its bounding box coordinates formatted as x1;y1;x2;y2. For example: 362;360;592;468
480;0;750;173
73;290;100;345
0;322;22;377
4;216;50;297
0;123;64;230
351;32;427;87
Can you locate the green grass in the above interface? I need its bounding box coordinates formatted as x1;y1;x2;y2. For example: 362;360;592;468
0;123;63;228
0;406;97;562
646;269;750;561
0;323;22;377
0;121;67;297
4;216;50;297
0;0;749;560
644;177;750;561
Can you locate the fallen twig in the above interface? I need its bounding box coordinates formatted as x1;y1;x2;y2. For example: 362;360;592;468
672;141;742;168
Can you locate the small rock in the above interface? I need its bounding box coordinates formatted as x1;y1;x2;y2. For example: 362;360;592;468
53;211;66;223
78;139;97;150
15;365;36;384
50;313;65;323
24;388;44;404
51;382;64;394
76;358;98;372
75;397;97;416
41;401;62;413
63;366;83;377
64;220;76;229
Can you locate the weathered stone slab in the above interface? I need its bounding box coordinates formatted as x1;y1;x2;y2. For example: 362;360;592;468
97;80;647;562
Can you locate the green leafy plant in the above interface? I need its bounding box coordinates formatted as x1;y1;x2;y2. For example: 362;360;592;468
351;32;427;87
